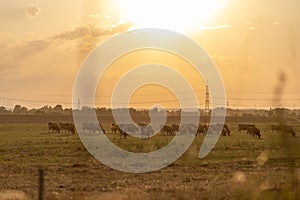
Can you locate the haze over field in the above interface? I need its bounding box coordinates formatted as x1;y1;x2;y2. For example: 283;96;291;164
1;0;300;109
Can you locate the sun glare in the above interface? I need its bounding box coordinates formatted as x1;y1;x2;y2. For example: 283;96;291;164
118;0;224;32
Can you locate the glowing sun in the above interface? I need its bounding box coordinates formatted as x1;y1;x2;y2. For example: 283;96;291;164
118;0;224;32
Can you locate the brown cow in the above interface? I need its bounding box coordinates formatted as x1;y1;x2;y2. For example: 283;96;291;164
161;125;172;135
48;122;60;133
59;122;76;134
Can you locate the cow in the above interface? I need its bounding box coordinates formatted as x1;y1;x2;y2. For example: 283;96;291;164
206;124;230;136
271;125;296;137
171;124;179;135
118;124;129;139
223;124;231;136
59;122;68;133
247;126;261;139
111;123;119;134
59;122;76;134
82;123;106;134
196;124;208;136
238;124;255;133
138;123;153;139
127;123;139;136
48;122;60;133
283;125;296;137
161;125;172;135
117;123;139;138
180;123;198;135
271;124;282;132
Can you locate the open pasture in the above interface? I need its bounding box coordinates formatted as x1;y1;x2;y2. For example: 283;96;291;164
1;121;300;199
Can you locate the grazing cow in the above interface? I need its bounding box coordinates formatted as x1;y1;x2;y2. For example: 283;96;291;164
111;123;119;134
206;124;230;136
127;123;139;135
117;124;128;139
247;127;261;139
171;124;179;135
271;125;282;132
223;124;231;136
139;123;153;139
180;123;198;135
238;124;255;133
59;122;68;133
82;123;106;134
66;123;76;134
196;124;208;136
117;123;139;138
48;122;60;133
59;122;76;134
283;125;296;137
161;125;172;135
270;125;296;137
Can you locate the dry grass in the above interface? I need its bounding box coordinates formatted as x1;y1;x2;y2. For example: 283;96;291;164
1;121;300;199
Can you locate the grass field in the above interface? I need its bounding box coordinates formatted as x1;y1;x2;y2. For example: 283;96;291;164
1;121;300;199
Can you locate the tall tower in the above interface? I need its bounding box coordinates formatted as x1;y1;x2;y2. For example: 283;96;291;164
205;84;210;113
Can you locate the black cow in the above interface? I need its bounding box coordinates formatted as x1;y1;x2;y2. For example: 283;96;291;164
222;124;231;136
196;124;208;136
247;127;261;139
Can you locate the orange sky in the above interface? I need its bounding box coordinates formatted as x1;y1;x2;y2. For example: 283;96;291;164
0;0;300;109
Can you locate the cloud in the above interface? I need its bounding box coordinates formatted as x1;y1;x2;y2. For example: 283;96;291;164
53;22;133;40
0;21;133;73
25;40;49;52
200;25;231;30
53;26;91;40
106;21;134;35
26;5;40;18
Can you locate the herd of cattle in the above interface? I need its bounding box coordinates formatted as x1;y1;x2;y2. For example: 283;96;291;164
48;122;297;138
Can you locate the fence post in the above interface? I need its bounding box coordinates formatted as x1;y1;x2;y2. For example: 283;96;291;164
38;168;44;200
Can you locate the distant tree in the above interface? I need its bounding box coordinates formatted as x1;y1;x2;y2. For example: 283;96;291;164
63;108;72;115
13;105;28;114
54;104;63;111
37;105;52;114
0;106;10;114
53;104;63;114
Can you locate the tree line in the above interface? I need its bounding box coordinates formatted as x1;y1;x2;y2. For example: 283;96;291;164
0;104;299;118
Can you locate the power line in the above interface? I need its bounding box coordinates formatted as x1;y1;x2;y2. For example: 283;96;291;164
1;96;300;109
1;88;300;98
